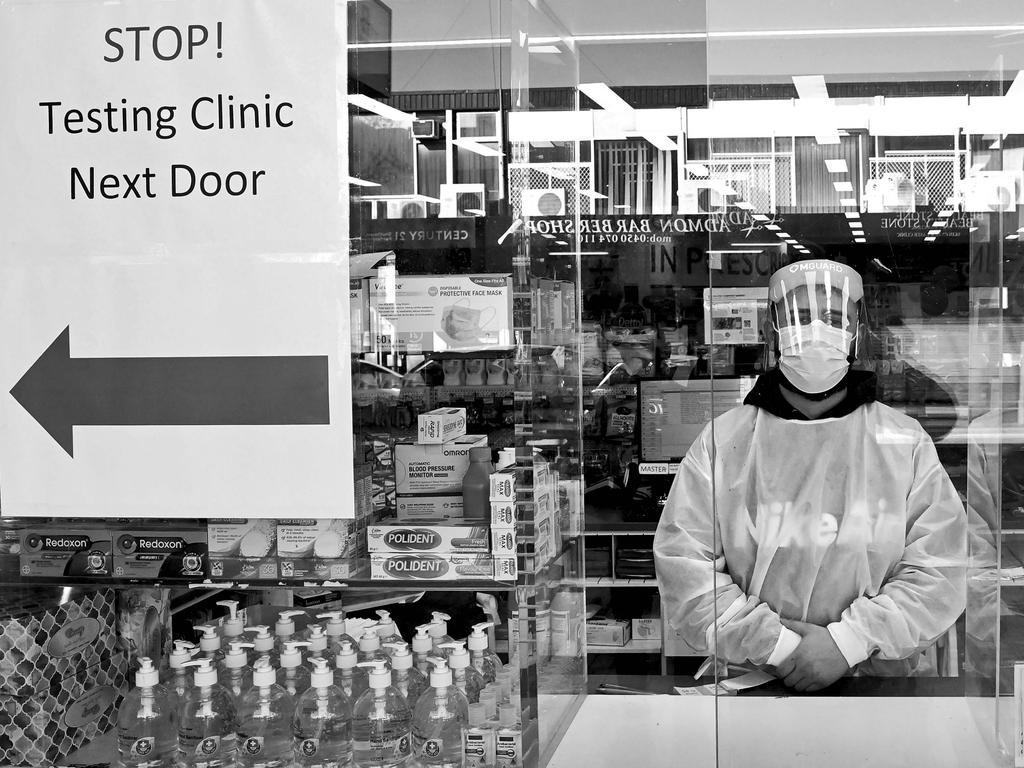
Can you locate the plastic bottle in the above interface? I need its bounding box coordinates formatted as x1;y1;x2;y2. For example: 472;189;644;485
237;659;296;768
440;642;484;704
462;702;495;768
278;641;313;697
177;658;238;768
351;659;412;768
374;610;403;647
117;657;178;768
335;639;369;702
222;641;255;703
317;611;356;655
292;657;353;768
306;624;330;663
358;628;390;667
466;623;500;685
216;600;246;641
275;610;307;655
494;704;522;768
427;613;454;655
411;625;434;675
165;641;198;702
195;624;226;669
411;657;470;768
246;624;277;667
384;642;428;710
461;447;494;519
478;688;497;725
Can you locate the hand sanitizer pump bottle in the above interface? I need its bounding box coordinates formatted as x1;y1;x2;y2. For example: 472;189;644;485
194;624;226;670
165;641;199;702
335;639;369;702
374;610;404;647
117;657;178;768
316;611;355;655
411;657;470;768
306;624;330;663
177;658;238;768
216;600;246;641
385;641;428;709
467;623;500;685
275;610;307;655
351;659;413;768
428;613;454;653
412;625;434;675
222;641;255;703
440;641;485;704
358;627;390;667
245;625;277;668
277;641;313;697
292;657;353;768
236;659;295;768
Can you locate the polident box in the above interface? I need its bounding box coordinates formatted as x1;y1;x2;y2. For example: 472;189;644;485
370;554;493;581
276;519;365;580
417;407;467;444
112;524;207;580
395;434;487;520
367;522;489;554
19;523;112;579
207;519;278;580
368;274;512;352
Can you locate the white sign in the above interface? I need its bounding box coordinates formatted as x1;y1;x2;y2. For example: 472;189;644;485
0;0;352;518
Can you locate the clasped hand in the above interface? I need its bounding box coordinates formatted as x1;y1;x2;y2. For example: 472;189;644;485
773;618;850;692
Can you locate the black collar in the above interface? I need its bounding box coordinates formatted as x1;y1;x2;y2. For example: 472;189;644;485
743;367;878;421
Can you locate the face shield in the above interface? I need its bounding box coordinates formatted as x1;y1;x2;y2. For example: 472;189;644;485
768;260;864;395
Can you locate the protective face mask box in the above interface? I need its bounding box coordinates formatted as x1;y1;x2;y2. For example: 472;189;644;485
18;524;113;579
367;274;513;352
370;553;493;581
276;519;364;580
367;523;490;553
207;519;278;580
112;524;207;579
418;407;467;444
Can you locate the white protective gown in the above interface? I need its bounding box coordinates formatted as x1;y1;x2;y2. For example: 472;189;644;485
654;399;967;676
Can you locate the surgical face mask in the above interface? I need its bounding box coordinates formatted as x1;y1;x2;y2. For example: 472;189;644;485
777;320;854;394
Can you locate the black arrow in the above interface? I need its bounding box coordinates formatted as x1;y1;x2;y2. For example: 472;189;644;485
10;326;330;457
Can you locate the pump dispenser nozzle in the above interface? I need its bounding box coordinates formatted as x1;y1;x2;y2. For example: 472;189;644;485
224;641;254;669
468;622;495;648
181;658;217;688
280;641;311;668
194;624;222;652
425;656;453;689
135;656;159;688
251;658;276;688
275;609;306;637
358;659;392;690
169;641;199;668
215;600;244;638
309;656;333;688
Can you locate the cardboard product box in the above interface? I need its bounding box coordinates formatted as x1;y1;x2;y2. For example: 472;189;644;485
18;524;113;579
0;588;118;697
276;519;365;580
417;407;467;445
493;555;517;581
367;273;513;353
207;519;278;580
631;618;662;641
490;527;516;556
1;649;127;767
394;434;489;496
367;522;489;554
395;494;465;521
586;619;631;647
489;471;516;502
112;525;207;580
370;553;493;581
351;276;369;353
490;500;516;527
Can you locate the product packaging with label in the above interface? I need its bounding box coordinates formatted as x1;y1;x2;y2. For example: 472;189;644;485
491;500;516;527
396;494;465;521
417;407;467;444
207;519;278;580
276;519;365;580
586;619;631;647
351;276;369;353
367;523;490;554
490;528;516;556
492;556;517;581
368;273;513;353
19;523;113;579
631;618;662;641
370;554;493;581
112;524;207;579
489;471;516;502
395;434;489;495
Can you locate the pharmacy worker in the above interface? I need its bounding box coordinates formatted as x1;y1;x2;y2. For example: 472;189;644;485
654;259;966;691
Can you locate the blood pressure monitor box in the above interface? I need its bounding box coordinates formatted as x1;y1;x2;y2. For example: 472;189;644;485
367;522;490;554
112;524;207;579
370;553;493;581
207;519;278;580
368;274;512;352
19;524;113;579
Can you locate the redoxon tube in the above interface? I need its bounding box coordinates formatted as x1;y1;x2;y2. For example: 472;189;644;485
19;524;112;578
113;527;207;579
367;523;489;554
370;554;493;581
417;407;467;445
